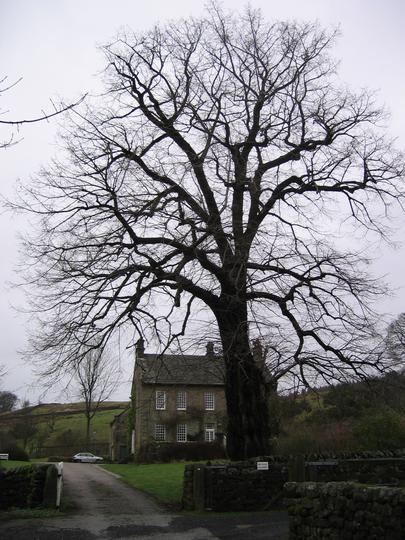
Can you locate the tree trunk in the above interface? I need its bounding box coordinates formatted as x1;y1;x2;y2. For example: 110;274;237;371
216;301;272;460
86;414;91;447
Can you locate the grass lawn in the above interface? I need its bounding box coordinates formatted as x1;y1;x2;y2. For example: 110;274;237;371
102;462;187;505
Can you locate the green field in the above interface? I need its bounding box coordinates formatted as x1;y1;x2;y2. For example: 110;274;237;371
43;407;125;445
0;401;129;455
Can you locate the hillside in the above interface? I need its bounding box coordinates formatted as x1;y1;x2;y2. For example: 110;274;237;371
275;371;405;455
0;401;130;458
0;401;129;421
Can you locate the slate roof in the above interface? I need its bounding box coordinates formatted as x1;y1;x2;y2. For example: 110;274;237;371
138;353;225;386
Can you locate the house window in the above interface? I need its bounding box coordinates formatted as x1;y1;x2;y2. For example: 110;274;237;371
176;423;187;442
156;390;166;410
176;391;187;410
154;424;166;441
205;423;216;442
204;392;215;410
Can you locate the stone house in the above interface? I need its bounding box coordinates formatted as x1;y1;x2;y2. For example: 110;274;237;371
131;340;227;454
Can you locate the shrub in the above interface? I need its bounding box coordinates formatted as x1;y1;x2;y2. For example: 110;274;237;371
1;444;30;461
353;408;405;450
137;442;226;463
53;428;85;447
0;429;17;451
275;429;317;455
47;456;71;462
119;454;134;464
278;395;312;421
275;421;354;455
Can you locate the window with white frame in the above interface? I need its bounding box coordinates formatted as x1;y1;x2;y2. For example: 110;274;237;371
176;391;187;410
154;424;166;441
155;390;166;410
176;423;187;442
204;392;215;410
205;423;216;442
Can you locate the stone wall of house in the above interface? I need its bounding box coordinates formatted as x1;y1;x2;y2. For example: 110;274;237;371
285;481;405;539
135;384;227;449
110;409;130;462
138;441;226;463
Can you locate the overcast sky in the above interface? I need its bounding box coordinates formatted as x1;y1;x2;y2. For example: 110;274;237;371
1;0;405;404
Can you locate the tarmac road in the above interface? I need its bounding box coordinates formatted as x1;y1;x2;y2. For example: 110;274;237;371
0;462;289;540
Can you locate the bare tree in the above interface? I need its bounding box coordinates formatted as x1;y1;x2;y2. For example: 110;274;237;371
73;348;119;446
0;75;85;149
13;5;405;458
0;363;6;384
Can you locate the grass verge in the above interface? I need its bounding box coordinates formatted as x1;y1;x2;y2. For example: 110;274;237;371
0;460;32;469
0;507;61;521
101;462;187;505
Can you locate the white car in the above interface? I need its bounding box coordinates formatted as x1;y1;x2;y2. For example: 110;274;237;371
72;452;103;463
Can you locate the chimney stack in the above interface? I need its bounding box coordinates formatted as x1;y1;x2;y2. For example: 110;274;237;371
206;341;214;356
252;339;264;367
136;338;145;357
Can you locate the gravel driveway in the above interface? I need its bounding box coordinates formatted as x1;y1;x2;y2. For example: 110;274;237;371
0;462;289;539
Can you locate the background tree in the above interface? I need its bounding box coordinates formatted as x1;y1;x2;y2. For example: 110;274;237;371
20;398;30;410
386;313;405;364
0;390;18;413
353;407;405;451
10;417;38;451
73;348;119;446
14;6;405;459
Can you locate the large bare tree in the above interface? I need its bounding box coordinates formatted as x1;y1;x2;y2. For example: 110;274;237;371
0;75;85;149
14;6;405;458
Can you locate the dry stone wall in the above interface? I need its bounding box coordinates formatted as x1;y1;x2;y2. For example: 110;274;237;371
182;451;405;513
182;462;288;510
285;481;405;540
0;464;52;510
